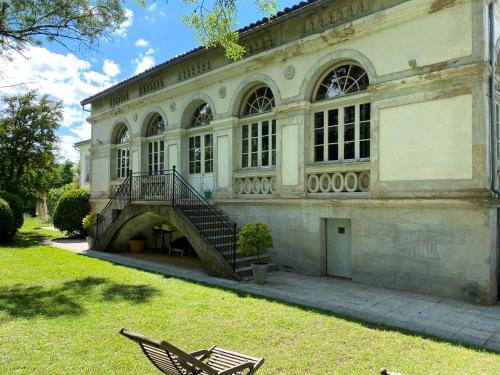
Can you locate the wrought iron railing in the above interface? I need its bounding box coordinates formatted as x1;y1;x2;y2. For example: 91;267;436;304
96;174;131;239
96;167;237;272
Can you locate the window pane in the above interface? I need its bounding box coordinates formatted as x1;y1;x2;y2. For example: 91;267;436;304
242;125;248;139
360;140;370;159
328;144;338;161
360;122;370;140
328;109;338;126
360;103;371;121
344;124;355;142
242;154;248;168
344;142;355;160
315;146;324;162
271;120;276;166
314;112;324;130
251;153;258;167
344;106;355;124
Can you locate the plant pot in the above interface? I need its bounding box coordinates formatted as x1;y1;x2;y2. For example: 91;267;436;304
251;262;268;284
129;239;145;253
86;236;95;250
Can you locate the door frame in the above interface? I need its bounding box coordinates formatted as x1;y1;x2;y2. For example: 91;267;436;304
321;217;353;278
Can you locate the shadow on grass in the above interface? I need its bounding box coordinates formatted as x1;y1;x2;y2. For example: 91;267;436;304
1;231;48;248
0;277;160;319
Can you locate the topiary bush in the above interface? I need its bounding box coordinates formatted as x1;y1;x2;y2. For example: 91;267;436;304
0;198;15;242
0;190;24;235
82;212;97;237
238;222;273;262
53;189;90;236
47;183;74;217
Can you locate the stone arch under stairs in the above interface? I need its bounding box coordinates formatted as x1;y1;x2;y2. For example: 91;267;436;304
95;203;237;279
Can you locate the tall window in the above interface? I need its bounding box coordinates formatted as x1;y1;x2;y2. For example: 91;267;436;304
146;113;166;174
115;124;130;179
240;86;276;168
313;64;370;162
188;102;214;174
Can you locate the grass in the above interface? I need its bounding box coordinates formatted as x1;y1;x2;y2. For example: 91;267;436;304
0;218;499;374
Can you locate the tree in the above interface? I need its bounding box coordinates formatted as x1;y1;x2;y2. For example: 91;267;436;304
0;0;126;58
182;0;278;60
0;0;277;62
0;90;62;197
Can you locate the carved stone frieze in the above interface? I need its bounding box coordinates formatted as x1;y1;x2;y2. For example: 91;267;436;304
303;0;369;35
178;60;212;81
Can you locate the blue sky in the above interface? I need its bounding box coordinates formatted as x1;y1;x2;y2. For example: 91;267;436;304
0;0;298;161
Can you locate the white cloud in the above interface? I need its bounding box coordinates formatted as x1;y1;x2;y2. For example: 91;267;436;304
146;3;157;12
135;39;149;47
102;59;120;77
0;46;116;160
133;48;155;74
59;135;80;162
114;8;133;37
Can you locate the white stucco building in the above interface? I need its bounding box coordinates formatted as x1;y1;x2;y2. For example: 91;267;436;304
75;139;91;190
80;0;500;304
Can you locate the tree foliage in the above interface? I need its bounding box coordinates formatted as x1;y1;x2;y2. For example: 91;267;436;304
0;190;24;234
0;90;62;198
0;197;14;242
47;183;74;218
0;0;126;58
52;188;90;235
182;0;278;60
238;222;273;260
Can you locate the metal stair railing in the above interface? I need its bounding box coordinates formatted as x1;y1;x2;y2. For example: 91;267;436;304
96;173;131;240
96;167;237;273
170;167;237;272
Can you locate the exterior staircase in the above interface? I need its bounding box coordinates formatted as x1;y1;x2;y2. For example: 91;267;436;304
95;167;277;280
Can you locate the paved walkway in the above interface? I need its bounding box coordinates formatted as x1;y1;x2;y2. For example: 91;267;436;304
48;239;500;353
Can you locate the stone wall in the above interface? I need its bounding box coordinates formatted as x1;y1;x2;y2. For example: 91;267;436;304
216;199;498;304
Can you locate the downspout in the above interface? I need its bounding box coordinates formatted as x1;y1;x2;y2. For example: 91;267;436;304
489;2;500;197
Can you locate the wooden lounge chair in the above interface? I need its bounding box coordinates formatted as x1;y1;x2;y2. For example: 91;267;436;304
120;328;264;375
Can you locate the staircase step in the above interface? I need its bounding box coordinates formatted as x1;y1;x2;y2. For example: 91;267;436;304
235;263;278;278
234;255;270;268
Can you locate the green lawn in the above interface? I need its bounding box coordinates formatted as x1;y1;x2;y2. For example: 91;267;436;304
1;218;499;374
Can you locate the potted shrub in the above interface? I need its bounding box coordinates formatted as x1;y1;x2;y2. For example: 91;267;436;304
129;233;146;253
82;212;97;249
238;222;273;284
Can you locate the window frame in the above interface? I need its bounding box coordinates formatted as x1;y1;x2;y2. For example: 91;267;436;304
310;85;371;165
116;146;130;179
148;139;165;175
188;131;213;175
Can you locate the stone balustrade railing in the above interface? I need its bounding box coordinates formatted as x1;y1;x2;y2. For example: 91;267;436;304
306;169;370;194
234;175;277;195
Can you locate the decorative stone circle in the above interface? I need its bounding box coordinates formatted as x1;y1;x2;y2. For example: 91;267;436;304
358;171;370;192
261;177;270;194
332;173;345;193
218;86;226;99
243;178;252;194
284;65;295;80
319;173;331;193
307;174;320;193
169;102;176;112
345;172;358;192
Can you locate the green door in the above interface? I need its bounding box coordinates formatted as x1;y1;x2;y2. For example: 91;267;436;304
326;219;352;278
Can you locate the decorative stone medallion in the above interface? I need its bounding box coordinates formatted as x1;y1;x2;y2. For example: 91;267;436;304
169;101;176;112
218;86;226;99
284;65;295;80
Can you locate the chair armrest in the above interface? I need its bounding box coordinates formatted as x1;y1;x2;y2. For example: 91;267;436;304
218;362;254;375
189;349;210;360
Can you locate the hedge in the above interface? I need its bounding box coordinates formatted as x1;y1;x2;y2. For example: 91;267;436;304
0;198;15;242
52;189;90;235
47;183;74;217
0;190;24;234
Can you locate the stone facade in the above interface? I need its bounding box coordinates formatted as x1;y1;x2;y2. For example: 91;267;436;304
81;0;500;304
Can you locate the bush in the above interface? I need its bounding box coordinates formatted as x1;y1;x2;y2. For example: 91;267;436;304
0;191;24;234
0;198;15;242
238;222;273;261
47;183;74;217
82;212;97;236
53;189;90;235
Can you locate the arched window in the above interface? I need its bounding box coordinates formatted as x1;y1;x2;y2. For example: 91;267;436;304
114;123;130;179
240;86;276;168
312;64;370;162
315;64;369;101
146;113;166;137
188;102;213;175
145;113;166;174
242;86;275;116
190;103;213;128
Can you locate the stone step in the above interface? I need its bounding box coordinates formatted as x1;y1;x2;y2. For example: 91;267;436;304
234;255;270;268
235;263;278;278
